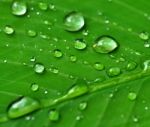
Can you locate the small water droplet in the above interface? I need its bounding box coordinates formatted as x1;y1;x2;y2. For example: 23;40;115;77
38;2;48;11
27;30;37;37
48;109;60;121
143;60;150;71
66;80;89;99
34;63;45;74
82;30;89;36
49;3;55;11
79;101;87;110
53;49;63;58
11;0;27;16
64;12;85;32
4;26;14;35
76;115;83;121
30;56;36;62
145;106;149;110
139;32;149;41
133;116;139;123
107;67;121;77
126;61;137;71
93;36;118;53
144;43;150;48
70;55;77;62
128;92;137;101
93;62;104;71
31;83;39;92
7;97;40;118
74;39;87;50
50;67;59;74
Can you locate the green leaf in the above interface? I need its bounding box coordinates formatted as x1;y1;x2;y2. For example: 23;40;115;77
0;0;150;127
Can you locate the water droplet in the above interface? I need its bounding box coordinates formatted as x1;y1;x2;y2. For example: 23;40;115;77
133;116;139;123
64;12;85;32
82;30;89;36
139;32;149;40
79;101;87;110
107;67;121;77
126;61;137;71
74;39;87;50
93;36;118;53
12;1;27;16
66;80;89;99
38;2;48;11
49;3;55;11
48;109;60;121
128;92;137;101
31;83;39;92
27;30;37;37
30;56;36;62
144;43;150;48
70;55;77;62
8;97;40;118
143;60;150;71
76;115;83;121
93;62;104;71
53;49;63;58
50;67;59;74
34;63;45;74
4;26;14;35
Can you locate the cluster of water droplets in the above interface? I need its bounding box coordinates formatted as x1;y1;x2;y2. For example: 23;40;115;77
2;0;150;125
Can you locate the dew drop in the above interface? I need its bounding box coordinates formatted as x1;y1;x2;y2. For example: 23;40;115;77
79;101;87;110
93;62;104;71
50;67;59;74
30;56;36;62
12;0;27;16
133;116;139;123
74;39;87;50
64;12;85;32
34;63;45;74
27;30;37;37
128;92;137;101
107;67;121;77
139;32;149;40
93;36;118;54
144;43;150;48
143;60;150;71
4;26;14;35
49;3;55;11
7;97;40;118
66;80;89;99
48;109;60;121
70;55;77;62
38;2;48;11
126;61;137;71
31;83;39;92
82;30;89;36
53;49;63;58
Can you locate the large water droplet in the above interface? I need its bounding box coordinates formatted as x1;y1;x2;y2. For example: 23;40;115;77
8;97;40;118
31;83;39;92
53;49;63;58
93;62;104;71
48;109;60;121
128;92;137;101
107;67;121;77
74;39;87;50
139;32;149;40
126;61;137;71
12;1;27;16
93;36;118;53
64;12;85;32
34;63;45;74
38;2;48;11
79;101;87;110
4;26;14;35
